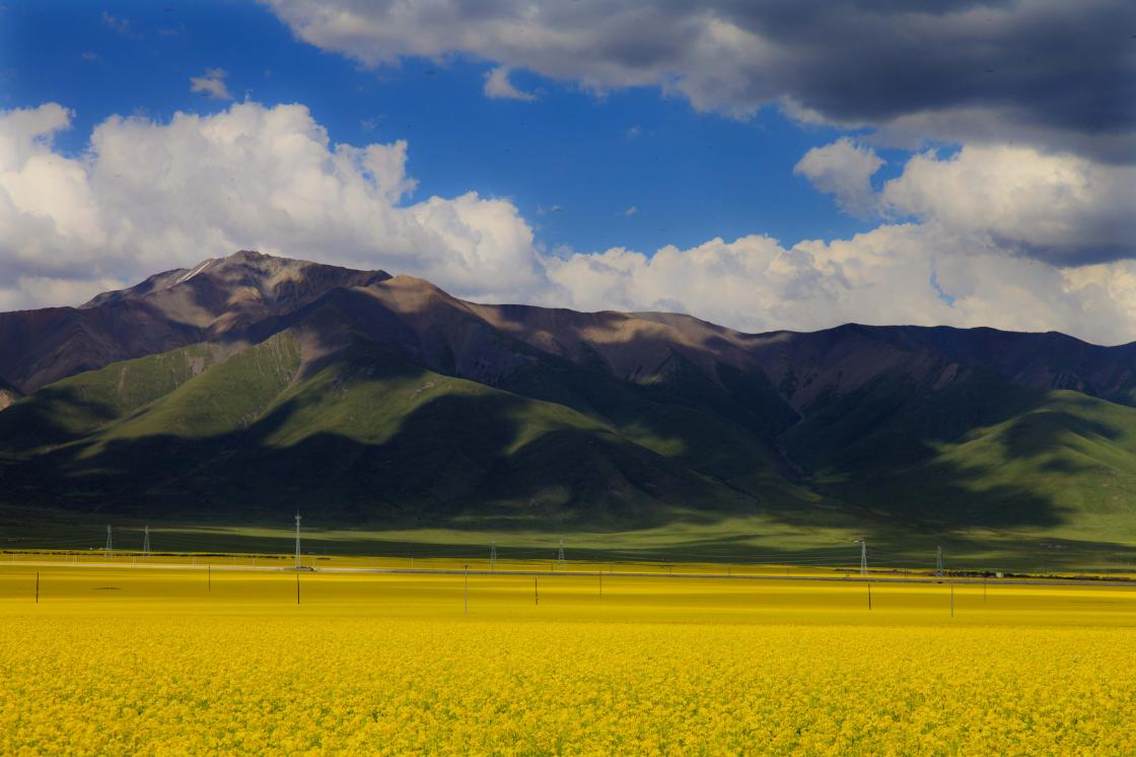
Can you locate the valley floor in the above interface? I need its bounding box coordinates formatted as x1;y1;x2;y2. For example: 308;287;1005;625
1;563;1134;753
5;511;1136;573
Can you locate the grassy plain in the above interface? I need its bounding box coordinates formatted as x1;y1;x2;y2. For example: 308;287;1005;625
1;562;1135;753
5;509;1136;573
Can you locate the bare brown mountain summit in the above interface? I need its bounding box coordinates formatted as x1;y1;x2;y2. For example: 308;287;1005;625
3;249;1134;406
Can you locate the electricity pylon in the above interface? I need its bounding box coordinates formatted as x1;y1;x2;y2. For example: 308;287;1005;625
557;538;565;565
294;512;302;570
104;525;113;554
489;542;497;571
936;545;944;577
857;539;867;576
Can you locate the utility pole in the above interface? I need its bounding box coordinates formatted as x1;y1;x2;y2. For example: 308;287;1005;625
857;539;867;576
557;538;565;566
294;512;302;571
104;525;113;555
143;525;151;557
936;545;944;577
490;542;497;571
464;564;469;615
867;581;872;610
534;576;539;605
35;572;39;604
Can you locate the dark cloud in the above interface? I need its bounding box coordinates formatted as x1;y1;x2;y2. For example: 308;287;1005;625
266;0;1136;161
723;1;1133;135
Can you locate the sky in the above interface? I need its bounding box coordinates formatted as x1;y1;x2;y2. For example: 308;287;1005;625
0;1;1133;344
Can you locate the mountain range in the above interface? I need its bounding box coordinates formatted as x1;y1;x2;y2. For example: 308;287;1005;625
2;250;1135;553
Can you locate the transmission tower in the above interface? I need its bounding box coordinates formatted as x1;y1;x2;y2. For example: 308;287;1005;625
857;539;867;576
489;541;497;571
104;525;113;554
936;545;944;577
294;512;302;570
557;538;565;565
142;525;151;557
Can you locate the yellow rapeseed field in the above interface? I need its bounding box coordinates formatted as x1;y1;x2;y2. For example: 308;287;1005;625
1;564;1135;754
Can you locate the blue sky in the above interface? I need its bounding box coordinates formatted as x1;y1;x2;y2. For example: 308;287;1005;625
0;0;888;255
0;1;1131;344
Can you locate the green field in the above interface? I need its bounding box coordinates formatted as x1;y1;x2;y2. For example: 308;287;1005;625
4;515;1135;574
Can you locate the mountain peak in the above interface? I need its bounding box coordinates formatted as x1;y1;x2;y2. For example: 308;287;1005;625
82;250;392;327
228;249;269;261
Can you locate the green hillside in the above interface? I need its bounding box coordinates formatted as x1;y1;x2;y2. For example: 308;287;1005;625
0;332;785;527
2;329;1135;568
840;391;1136;542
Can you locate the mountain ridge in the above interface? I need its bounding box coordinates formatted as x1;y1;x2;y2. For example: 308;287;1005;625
5;249;1135;397
1;250;1134;550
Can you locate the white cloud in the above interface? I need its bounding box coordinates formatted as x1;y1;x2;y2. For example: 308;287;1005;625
190;69;233;101
101;12;133;36
483;67;535;102
0;101;544;302
3;100;1136;346
545;226;1136;346
795;140;1136;265
623;206;637;217
880;145;1136;263
794;138;883;218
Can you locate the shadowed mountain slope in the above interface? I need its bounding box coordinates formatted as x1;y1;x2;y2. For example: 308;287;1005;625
1;250;1135;541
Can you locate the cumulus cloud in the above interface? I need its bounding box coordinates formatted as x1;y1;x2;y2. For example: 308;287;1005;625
0;101;545;306
796;140;1136;266
880;145;1136;264
794;138;884;218
263;0;1136;161
4;100;1136;345
483;67;535;102
190;68;233;100
545;227;1136;346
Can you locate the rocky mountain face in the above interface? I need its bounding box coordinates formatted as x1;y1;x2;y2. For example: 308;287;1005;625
5;249;1135;407
2;250;1135;534
0;251;390;393
0;376;19;412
